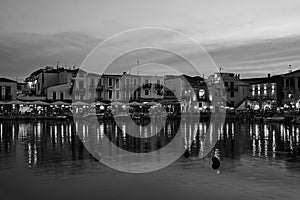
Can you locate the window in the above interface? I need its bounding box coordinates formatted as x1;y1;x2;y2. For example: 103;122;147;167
115;79;120;89
90;79;95;88
272;84;275;95
60;92;64;100
224;82;228;87
79;81;84;89
257;85;261;95
145;90;149;96
298;77;300;90
80;94;84;100
230;82;234;89
252;85;255;96
108;90;113;99
5;86;11;97
108;78;113;87
125;78;130;87
125;90;130;99
290;77;295;87
115;90;120;99
133;79;137;86
53;92;56;100
264;84;267;95
230;91;234;97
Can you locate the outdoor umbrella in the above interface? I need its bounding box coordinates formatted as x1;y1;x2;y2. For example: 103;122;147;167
110;101;124;106
129;101;142;106
6;100;29;105
72;101;89;106
146;101;160;106
51;101;70;106
31;100;50;106
91;101;107;106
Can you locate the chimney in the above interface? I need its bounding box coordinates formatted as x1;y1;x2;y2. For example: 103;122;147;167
123;72;127;75
268;73;271;78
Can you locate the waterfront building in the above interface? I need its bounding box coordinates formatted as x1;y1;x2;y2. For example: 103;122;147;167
241;73;284;109
140;75;164;102
207;72;248;108
25;66;78;101
0;77;17;101
164;74;209;112
96;74;122;102
282;69;300;106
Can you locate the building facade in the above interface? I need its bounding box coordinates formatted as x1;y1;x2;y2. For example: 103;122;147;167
283;69;300;105
242;73;284;109
0;77;17;101
207;72;248;108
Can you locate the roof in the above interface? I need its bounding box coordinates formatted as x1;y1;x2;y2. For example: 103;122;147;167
0;77;17;83
241;74;283;84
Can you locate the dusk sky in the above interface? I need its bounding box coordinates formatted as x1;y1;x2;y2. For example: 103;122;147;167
1;0;300;80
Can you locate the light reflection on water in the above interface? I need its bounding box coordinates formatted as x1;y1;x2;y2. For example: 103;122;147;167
0;119;300;199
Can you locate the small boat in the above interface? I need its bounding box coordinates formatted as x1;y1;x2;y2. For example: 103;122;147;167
264;116;285;123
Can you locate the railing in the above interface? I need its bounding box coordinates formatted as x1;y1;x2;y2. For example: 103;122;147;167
142;83;152;89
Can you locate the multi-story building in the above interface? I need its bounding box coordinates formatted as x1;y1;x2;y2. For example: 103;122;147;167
96;74;122;102
282;69;300;105
0;77;17;101
207;72;248;108
164;75;209;110
25;66;78;101
241;73;284;109
140;75;164;102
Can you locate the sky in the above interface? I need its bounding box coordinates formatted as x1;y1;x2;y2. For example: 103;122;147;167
1;0;300;81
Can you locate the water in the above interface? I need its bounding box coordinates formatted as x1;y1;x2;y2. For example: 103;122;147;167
0;119;300;200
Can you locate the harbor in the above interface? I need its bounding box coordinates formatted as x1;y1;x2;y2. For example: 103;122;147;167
0;119;299;199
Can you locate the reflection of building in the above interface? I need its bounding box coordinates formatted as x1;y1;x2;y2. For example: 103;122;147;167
242;73;284;109
207;72;248;108
283;69;300;105
0;77;17;101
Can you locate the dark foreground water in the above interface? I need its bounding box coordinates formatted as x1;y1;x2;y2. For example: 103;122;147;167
0;119;300;200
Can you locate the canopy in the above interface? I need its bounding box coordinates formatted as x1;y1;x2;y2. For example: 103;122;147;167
91;101;107;106
129;101;142;106
51;101;70;106
146;101;160;106
0;101;7;105
6;100;29;105
31;100;50;106
72;101;89;106
110;101;124;106
236;101;246;111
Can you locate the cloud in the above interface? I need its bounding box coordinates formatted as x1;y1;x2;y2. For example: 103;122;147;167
0;31;300;81
0;32;100;80
205;36;300;78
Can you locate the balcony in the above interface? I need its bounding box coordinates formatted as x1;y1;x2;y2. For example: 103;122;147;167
142;83;152;89
154;83;163;90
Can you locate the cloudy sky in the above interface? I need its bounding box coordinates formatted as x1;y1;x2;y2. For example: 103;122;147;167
1;0;300;80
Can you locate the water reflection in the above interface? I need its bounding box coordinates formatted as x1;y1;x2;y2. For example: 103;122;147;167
0;120;300;174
